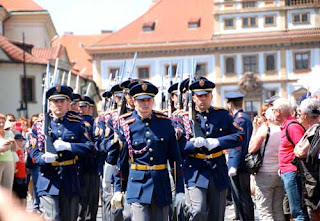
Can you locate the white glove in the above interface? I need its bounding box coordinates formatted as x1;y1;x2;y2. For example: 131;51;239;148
205;138;220;151
41;152;58;163
190;137;207;148
174;193;185;208
102;162;115;192
228;167;237;177
111;191;123;209
53;140;72;152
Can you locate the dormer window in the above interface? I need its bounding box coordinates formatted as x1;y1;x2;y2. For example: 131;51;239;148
142;21;156;32
188;18;201;29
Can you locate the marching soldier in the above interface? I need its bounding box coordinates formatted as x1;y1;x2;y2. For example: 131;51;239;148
181;79;244;221
77;95;100;221
29;85;93;221
225;92;254;221
103;82;185;221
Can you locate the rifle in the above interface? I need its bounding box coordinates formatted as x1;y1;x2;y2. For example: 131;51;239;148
85;82;92;97
160;67;165;110
176;63;183;110
118;53;136;116
43;62;56;154
61;71;66;85
66;70;72;86
102;73;113;111
188;59;205;138
50;58;59;87
166;63;173;117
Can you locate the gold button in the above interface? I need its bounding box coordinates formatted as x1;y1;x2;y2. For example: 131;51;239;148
59;153;63;157
206;131;210;135
149;148;153;152
145;122;149;126
204;116;207;120
57;123;61;126
131;177;133;181
58;137;62;140
147;139;151;143
71;136;75;139
189;165;192;168
161;138;164;141
150;157;153;161
58;130;61;133
206;124;209;127
219;128;222;131
146;131;150;135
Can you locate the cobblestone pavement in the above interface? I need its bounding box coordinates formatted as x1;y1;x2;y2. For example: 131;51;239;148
27;197;260;220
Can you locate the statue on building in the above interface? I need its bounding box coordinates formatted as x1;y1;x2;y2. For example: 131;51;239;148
238;72;263;97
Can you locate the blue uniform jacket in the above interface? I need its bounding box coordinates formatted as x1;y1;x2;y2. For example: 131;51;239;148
181;107;244;191
29;112;93;197
228;109;253;170
108;110;184;207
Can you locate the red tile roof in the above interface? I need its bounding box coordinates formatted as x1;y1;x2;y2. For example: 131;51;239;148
32;44;64;61
52;34;110;78
91;0;213;48
0;0;43;11
0;35;47;64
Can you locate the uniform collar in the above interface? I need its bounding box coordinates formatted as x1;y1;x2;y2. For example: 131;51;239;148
50;113;66;122
234;109;244;117
133;110;153;121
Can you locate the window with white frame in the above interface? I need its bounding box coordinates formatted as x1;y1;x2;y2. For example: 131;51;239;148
294;51;310;71
243;55;257;73
165;64;177;78
242;17;257;28
292;13;310;24
195;63;207;77
137;67;150;79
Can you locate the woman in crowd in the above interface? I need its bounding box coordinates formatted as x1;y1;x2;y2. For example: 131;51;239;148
0;113;16;190
294;98;320;220
249;108;285;221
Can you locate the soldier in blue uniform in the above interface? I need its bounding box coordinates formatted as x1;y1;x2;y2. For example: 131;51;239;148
180;79;244;221
70;93;81;113
225;92;254;221
103;82;184;221
29;85;93;221
77;95;100;221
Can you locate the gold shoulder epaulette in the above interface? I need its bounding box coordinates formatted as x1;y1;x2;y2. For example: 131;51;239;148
155;114;170;120
121;117;136;126
212;106;226;111
67;113;83;120
83;121;91;127
67;118;81;123
119;111;133;119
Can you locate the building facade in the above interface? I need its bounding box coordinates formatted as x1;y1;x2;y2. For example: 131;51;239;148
88;0;320;115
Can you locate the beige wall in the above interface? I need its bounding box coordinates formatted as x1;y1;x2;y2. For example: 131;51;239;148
4;13;55;47
0;63;100;118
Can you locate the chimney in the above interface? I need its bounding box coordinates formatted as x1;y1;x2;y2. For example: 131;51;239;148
101;30;113;34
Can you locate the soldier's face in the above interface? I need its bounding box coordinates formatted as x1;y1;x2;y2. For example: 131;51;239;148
49;99;70;117
134;98;154;116
125;93;134;107
192;93;213;111
79;105;90;115
171;94;178;106
70;102;79;112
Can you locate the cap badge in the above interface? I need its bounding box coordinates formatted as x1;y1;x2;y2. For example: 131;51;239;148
142;84;148;91
56;86;61;93
199;80;205;87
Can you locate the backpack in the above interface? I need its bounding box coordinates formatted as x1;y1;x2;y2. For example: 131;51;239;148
245;126;270;174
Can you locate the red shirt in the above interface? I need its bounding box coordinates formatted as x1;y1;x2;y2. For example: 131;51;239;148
15;149;26;179
279;116;305;174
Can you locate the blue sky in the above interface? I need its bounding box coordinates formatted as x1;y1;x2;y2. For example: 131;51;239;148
35;0;152;35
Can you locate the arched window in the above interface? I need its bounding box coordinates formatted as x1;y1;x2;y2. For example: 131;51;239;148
226;57;235;74
266;55;275;72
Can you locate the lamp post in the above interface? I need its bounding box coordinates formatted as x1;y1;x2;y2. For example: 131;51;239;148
16;101;27;118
